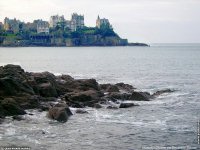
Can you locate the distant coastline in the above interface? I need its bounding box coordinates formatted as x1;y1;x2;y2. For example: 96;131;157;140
0;43;149;47
0;14;149;47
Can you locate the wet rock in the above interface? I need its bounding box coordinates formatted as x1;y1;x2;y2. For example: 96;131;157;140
129;91;151;101
152;89;174;97
107;105;118;109
100;84;119;93
75;109;89;114
1;98;26;116
119;102;138;108
93;103;102;109
17;95;40;109
12;115;25;121
38;82;58;97
48;104;72;123
108;92;131;100
76;79;100;91
115;82;135;92
65;90;103;107
0;65;35;96
100;83;135;93
29;72;58;97
107;85;120;93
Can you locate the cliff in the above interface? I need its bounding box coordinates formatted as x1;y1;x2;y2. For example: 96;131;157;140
0;27;148;47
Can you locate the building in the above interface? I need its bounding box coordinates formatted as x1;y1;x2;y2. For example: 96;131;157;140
96;15;112;29
37;20;49;34
0;22;3;30
4;17;20;33
71;13;84;29
49;15;65;28
65;20;76;32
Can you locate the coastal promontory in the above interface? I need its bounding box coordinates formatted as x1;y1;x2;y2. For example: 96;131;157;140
0;14;148;47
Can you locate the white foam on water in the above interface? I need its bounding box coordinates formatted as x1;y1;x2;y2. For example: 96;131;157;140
5;128;16;136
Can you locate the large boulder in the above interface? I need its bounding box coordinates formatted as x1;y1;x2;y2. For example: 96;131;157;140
48;103;72;123
129;91;152;101
0;65;35;96
29;72;58;97
0;98;26;116
65;90;104;107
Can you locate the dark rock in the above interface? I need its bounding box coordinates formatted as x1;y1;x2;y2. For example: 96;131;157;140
38;82;58;97
93;103;102;109
115;82;135;92
119;102;138;108
12;115;25;121
107;85;120;93
108;92;131;100
107;105;118;109
65;90;103;107
29;72;58;97
0;118;3;124
39;101;54;111
17;95;40;109
48;104;72;123
1;98;26;116
152;89;174;97
100;84;111;91
100;84;119;93
0;65;35;96
76;79;100;91
129;91;151;101
75;109;88;114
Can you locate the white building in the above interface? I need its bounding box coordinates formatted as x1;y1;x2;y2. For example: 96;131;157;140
71;13;84;29
49;15;65;28
65;20;76;32
37;20;49;34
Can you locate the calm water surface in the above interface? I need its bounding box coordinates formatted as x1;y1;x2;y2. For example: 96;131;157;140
0;44;200;149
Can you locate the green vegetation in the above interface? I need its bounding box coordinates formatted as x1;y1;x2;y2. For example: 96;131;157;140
0;24;127;46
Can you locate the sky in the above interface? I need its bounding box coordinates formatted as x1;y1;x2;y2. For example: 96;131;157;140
0;0;200;43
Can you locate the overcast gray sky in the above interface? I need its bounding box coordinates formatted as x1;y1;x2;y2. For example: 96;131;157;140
0;0;199;43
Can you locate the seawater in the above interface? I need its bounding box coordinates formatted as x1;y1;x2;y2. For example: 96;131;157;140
0;44;200;149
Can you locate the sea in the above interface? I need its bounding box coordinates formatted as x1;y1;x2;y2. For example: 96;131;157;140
0;44;200;150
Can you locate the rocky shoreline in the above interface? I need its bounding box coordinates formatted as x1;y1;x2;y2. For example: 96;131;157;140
0;65;173;123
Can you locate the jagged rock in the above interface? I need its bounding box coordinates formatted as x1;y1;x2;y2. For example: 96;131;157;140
29;72;58;97
48;104;72;123
0;98;26;116
119;102;138;108
152;89;174;97
129;91;151;101
0;65;35;96
75;109;88;114
115;82;135;92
